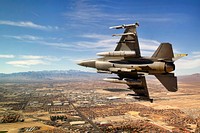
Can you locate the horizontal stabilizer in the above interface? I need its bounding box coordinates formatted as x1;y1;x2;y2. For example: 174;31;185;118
152;43;174;61
155;73;177;92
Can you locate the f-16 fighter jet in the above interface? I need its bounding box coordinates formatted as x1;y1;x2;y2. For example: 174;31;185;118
78;22;187;102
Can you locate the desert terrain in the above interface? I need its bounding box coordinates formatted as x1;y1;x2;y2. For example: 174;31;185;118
0;71;199;132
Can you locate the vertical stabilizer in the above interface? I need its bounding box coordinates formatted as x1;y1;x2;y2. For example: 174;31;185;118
152;43;174;61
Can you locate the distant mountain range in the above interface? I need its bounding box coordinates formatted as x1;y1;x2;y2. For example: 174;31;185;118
178;73;200;83
0;70;199;83
0;70;102;83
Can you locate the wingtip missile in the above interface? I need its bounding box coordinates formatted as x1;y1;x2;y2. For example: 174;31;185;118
109;22;139;29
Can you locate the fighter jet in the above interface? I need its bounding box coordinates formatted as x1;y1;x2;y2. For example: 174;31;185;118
78;22;187;102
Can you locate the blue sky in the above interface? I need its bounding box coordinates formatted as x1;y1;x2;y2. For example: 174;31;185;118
0;0;199;75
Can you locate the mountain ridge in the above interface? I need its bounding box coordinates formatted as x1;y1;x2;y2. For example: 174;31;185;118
0;70;100;83
0;70;199;83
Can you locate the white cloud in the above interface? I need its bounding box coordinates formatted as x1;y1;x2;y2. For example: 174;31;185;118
176;58;200;69
135;15;173;22
0;20;58;31
0;53;63;61
4;54;66;68
3;33;161;52
192;51;200;55
3;35;73;49
64;1;107;23
141;51;154;56
20;55;65;62
191;51;200;58
0;34;172;55
77;34;160;52
45;56;64;61
81;34;110;40
20;55;44;59
4;35;42;41
64;0;175;29
139;38;160;50
6;60;46;68
0;54;15;58
76;37;118;51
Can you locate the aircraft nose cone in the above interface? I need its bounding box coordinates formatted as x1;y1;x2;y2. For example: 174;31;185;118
77;61;84;66
77;60;96;68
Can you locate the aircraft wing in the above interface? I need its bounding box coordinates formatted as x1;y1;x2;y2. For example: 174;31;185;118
117;72;152;102
113;23;141;58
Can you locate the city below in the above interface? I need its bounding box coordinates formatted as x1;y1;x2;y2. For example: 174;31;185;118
0;70;200;132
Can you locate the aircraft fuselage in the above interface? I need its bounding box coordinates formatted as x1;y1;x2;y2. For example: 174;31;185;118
78;57;175;74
